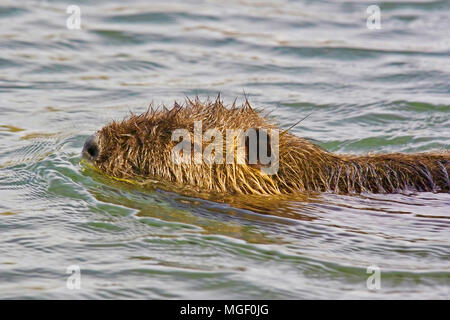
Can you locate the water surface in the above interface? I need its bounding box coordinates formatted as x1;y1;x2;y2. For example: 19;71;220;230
0;0;449;299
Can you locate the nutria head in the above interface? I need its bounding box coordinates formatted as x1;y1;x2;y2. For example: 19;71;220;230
82;133;100;162
82;97;450;195
81;98;288;193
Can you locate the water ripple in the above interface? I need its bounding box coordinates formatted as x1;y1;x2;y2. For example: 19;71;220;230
0;0;449;299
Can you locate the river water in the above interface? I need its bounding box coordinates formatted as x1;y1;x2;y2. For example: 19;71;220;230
0;0;449;299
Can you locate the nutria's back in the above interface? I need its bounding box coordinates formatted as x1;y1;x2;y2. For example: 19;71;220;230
82;98;450;195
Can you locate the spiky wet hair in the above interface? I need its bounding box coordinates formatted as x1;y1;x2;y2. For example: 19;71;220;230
90;97;450;195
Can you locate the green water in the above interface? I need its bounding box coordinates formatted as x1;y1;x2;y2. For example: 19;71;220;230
0;0;449;299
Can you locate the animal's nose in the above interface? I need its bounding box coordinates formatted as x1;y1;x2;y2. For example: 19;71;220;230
82;133;100;161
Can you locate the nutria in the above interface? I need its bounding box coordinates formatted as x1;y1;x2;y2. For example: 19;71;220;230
82;97;449;195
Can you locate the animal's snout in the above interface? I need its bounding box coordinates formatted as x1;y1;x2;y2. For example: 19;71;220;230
82;133;100;161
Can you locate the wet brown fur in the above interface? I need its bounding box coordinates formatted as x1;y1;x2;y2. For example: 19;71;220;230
91;97;450;195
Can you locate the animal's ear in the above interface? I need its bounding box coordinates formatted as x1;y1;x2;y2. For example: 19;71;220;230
244;128;272;167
